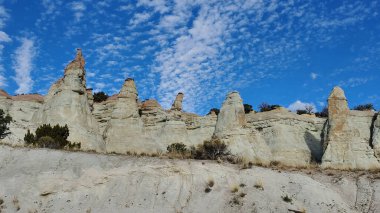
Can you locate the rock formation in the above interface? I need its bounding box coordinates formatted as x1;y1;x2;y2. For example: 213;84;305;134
214;91;272;164
171;92;184;111
321;87;380;170
103;78;147;154
1;49;380;170
32;49;105;152
373;114;380;158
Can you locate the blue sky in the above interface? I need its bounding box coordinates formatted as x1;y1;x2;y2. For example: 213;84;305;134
0;0;379;114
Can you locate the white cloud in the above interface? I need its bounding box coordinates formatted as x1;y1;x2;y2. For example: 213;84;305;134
12;38;36;94
339;77;371;88
288;100;316;112
70;1;86;22
129;12;151;27
310;72;318;80
0;5;10;88
0;5;10;29
93;82;106;93
0;31;10;42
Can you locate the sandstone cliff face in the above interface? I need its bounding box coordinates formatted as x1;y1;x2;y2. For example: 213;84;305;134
321;87;380;170
0;91;43;146
32;49;105;152
246;108;325;167
1;50;380;170
372;114;380;158
103;79;147;153
1;145;380;213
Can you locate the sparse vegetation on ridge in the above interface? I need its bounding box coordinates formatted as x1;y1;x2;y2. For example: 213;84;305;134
243;104;253;114
353;103;375;111
0;109;12;139
166;137;230;161
93;91;109;103
259;103;281;112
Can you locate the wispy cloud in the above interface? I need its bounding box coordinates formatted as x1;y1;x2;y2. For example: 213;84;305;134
129;12;152;27
0;4;10;87
339;77;372;88
69;1;86;22
12;38;36;94
0;5;10;29
310;72;318;80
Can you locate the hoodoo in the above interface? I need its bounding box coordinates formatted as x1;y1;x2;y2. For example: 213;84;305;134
322;87;380;169
31;49;105;152
171;92;184;111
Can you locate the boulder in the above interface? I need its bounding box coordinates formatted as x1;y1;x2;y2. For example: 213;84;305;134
32;49;105;152
321;87;380;170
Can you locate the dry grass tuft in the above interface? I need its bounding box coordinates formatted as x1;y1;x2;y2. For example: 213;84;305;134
254;179;264;190
231;185;239;193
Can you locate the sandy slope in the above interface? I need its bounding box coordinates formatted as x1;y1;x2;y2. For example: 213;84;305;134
0;145;379;213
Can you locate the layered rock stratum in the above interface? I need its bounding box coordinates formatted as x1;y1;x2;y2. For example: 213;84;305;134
0;49;379;171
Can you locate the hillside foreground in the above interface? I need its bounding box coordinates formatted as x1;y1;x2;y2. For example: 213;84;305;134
0;145;380;213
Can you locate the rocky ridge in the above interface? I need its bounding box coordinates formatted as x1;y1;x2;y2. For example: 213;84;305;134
0;49;379;170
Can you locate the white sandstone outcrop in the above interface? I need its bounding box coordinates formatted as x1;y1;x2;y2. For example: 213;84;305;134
103;78;148;153
214;91;272;164
32;49;105;152
246;108;326;166
1;49;380;171
372;113;380;158
321;87;380;170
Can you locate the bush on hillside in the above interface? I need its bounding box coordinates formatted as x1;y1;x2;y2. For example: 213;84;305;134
259;103;281;112
167;143;187;154
244;104;253;114
167;138;230;160
191;138;230;160
93;92;109;103
208;108;220;115
353;103;375;111
315;107;328;118
0;109;12;139
24;124;70;149
296;110;308;115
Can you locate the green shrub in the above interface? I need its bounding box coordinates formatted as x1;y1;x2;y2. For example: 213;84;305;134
93;91;109;103
37;136;60;149
167;143;187;154
243;104;253;114
259;103;281;112
0;109;12;139
192;138;229;160
24;129;36;145
353;103;375;111
24;124;70;149
315;107;328;118
296;110;308;115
